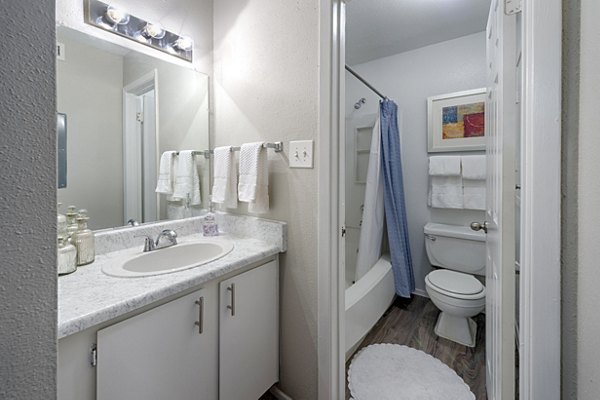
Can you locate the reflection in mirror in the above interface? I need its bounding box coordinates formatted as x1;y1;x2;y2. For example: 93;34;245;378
56;26;210;230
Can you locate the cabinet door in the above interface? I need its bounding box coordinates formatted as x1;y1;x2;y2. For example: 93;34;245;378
219;260;279;400
96;285;218;400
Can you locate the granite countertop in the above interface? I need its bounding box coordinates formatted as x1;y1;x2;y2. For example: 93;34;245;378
58;214;286;339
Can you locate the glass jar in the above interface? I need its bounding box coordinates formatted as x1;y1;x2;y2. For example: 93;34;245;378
65;205;79;238
57;203;68;238
57;236;77;275
71;210;95;266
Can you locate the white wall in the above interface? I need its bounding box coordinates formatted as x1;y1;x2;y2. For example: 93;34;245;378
0;1;57;398
213;1;319;398
576;0;600;397
345;32;487;293
57;31;125;229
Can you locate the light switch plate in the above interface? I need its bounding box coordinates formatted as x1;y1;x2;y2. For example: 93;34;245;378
289;140;314;168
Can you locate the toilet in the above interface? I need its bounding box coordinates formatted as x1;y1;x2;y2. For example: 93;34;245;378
424;223;486;347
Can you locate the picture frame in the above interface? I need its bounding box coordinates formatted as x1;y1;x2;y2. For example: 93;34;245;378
427;88;486;152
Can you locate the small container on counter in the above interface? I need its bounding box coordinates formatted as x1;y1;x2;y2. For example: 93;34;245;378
65;205;79;238
57;203;68;238
57;236;77;275
202;213;219;237
71;209;95;266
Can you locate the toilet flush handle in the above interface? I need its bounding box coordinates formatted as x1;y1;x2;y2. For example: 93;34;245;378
470;221;488;234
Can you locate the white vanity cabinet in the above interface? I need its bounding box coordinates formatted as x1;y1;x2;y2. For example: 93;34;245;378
58;257;279;400
96;286;218;400
219;260;279;400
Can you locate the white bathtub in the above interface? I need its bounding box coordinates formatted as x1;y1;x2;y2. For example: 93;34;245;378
345;254;396;360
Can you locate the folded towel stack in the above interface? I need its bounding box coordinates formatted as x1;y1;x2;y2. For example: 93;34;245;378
212;146;238;209
428;156;463;209
461;155;486;210
238;142;269;214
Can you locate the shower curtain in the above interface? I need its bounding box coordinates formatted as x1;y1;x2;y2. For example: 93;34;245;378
380;100;415;298
355;118;384;281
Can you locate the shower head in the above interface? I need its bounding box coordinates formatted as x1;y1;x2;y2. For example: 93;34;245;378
354;97;366;109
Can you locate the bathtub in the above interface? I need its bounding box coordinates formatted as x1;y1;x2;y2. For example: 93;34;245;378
345;254;396;360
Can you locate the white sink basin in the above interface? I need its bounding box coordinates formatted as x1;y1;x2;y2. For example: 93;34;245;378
102;240;234;278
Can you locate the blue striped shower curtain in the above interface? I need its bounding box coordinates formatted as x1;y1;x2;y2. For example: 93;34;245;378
380;100;415;298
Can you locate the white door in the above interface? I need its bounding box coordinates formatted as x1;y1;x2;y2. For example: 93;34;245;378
219;261;279;400
483;1;518;399
96;286;219;400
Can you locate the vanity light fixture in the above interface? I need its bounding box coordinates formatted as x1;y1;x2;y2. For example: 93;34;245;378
84;0;193;62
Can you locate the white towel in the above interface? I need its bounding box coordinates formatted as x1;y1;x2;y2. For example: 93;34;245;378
428;156;463;208
172;150;201;206
238;142;269;214
461;155;486;180
463;179;486;210
429;176;464;209
428;156;461;176
211;146;238;209
156;151;177;195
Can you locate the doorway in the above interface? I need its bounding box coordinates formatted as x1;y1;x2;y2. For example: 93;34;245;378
317;1;562;399
123;70;159;224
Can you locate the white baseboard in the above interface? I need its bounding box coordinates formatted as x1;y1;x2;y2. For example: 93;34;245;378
412;288;429;299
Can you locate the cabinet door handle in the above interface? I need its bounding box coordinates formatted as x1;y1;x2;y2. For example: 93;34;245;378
194;297;204;334
227;283;235;316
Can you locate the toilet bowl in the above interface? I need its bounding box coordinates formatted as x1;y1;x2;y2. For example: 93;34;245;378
424;223;486;347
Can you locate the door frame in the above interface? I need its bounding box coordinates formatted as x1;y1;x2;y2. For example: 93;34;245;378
123;70;160;224
316;0;562;399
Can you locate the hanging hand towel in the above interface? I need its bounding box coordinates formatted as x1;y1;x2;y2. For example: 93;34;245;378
238;142;269;214
156;151;177;195
428;156;463;209
172;150;202;206
461;155;486;210
212;146;238;209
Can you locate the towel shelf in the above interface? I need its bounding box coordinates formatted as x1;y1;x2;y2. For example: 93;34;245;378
176;142;284;159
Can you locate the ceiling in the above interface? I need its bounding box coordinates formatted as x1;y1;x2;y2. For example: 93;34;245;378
346;0;492;65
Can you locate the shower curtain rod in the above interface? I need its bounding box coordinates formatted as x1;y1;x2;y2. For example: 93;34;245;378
345;65;387;100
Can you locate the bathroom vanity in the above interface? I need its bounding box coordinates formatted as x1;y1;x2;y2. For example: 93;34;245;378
57;214;286;400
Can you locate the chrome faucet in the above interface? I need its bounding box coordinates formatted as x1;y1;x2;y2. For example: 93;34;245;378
138;229;178;252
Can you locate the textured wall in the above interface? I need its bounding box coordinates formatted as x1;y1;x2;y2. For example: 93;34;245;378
345;32;487;293
576;0;600;398
561;0;580;397
0;1;57;399
213;1;319;398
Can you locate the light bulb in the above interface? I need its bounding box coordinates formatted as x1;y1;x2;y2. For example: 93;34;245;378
173;36;193;51
105;6;129;25
143;23;166;39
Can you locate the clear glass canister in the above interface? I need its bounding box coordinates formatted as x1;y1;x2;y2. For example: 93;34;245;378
65;205;79;238
71;210;95;266
57;236;77;275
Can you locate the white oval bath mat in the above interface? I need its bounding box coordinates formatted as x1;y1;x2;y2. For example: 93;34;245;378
348;344;475;400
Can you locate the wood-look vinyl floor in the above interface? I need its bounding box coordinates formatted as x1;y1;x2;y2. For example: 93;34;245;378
346;295;487;400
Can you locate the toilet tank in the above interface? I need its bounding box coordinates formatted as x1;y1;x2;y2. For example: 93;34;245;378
424;223;486;276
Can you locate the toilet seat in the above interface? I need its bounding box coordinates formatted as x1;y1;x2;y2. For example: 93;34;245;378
426;270;485;300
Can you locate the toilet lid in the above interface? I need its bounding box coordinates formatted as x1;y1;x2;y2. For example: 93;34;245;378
427;270;484;295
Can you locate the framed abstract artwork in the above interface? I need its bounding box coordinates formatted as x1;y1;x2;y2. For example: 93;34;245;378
427;88;486;152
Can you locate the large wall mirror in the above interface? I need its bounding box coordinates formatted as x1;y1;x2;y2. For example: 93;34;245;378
56;26;210;230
